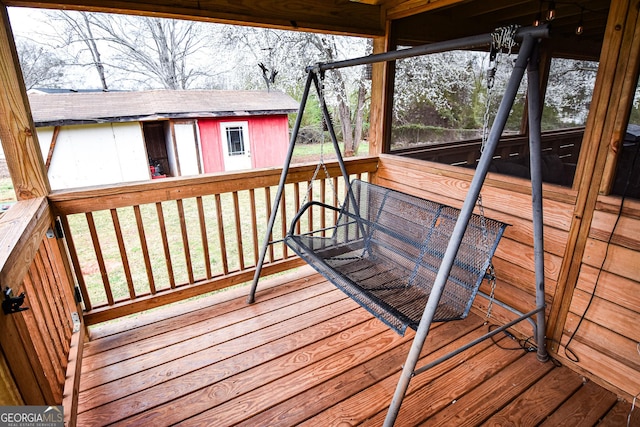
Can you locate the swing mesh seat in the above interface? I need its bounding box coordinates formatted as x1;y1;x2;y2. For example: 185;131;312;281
285;180;508;335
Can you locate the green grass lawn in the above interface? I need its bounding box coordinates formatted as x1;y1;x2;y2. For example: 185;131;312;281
0;178;15;203
292;141;370;163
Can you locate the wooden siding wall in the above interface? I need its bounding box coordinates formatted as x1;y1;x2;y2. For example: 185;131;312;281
37;123;150;190
374;154;575;338
394;128;583;187
0;198;81;412
559;196;640;399
198;115;290;173
248;115;290;169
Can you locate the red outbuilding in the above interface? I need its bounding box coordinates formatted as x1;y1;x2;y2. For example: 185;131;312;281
29;89;298;189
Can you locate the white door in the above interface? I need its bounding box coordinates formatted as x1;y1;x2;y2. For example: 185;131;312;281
220;121;252;171
174;122;201;176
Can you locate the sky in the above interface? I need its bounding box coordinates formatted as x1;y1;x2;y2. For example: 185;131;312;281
7;7;48;37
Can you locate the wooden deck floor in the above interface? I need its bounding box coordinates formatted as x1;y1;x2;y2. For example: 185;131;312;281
77;267;636;426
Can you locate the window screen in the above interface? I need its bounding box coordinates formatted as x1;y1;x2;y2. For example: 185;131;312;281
226;126;245;156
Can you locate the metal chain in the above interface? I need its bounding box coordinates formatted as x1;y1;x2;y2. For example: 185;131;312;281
481;24;519;154
479;25;518;321
477;193;498;321
301;68;340;209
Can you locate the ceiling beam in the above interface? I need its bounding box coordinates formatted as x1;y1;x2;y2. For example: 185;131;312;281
4;0;385;36
384;0;466;21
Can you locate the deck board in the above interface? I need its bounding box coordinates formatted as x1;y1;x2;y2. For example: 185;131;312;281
420;352;554;426
242;320;480;427
481;367;584;426
77;267;624;426
80;284;345;394
538;380;618;426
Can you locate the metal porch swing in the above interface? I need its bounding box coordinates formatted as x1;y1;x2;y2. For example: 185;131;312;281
248;24;550;427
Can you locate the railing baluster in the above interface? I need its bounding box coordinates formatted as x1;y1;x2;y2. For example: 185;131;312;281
33;248;68;348
86;212;114;305
59;215;92;311
110;208;136;299
264;187;274;263
176;199;194;284
249;189;259;266
21;271;65;395
280;190;288;258
196;196;212;280
41;241;74;348
155;202;176;289
133;205;156;295
232;191;245;271
320;178;326;237
294;182;301;235
333;176;339;225
215;194;229;275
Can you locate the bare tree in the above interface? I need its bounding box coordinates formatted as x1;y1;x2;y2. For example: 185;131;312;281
50;11;109;90
219;27;370;156
47;11;213;90
307;34;369;156
15;38;65;90
89;14;211;89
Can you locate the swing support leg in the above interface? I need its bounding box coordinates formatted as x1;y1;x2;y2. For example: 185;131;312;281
248;24;550;427
247;72;314;303
527;41;549;363
383;34;539;427
248;67;359;303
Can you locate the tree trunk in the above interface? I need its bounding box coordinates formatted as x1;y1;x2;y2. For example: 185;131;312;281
352;81;367;155
81;12;108;90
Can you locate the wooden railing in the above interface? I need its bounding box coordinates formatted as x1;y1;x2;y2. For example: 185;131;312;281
49;157;378;325
0;197;81;416
393;127;584;185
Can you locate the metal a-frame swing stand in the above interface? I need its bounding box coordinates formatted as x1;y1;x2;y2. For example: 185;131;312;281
248;25;550;427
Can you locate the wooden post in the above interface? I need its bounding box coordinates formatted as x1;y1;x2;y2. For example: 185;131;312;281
547;0;640;349
368;20;395;160
0;5;50;200
367;34;386;157
0;350;22;405
599;12;640;194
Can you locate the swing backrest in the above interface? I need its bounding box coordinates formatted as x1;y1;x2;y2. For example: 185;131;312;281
334;180;508;321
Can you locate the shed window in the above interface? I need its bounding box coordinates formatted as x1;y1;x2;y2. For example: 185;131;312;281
226;126;246;156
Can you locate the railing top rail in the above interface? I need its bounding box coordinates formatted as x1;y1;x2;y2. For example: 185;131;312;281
391;127;586;156
49;157;378;215
0;197;51;290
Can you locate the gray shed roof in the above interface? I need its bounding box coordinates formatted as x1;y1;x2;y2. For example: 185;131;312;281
28;89;299;127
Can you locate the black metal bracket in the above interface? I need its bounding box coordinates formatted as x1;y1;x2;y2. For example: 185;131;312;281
54;218;65;239
2;288;29;315
74;286;83;304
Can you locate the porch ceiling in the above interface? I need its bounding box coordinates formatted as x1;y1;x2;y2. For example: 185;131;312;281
5;0;389;36
393;0;611;60
5;0;611;60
